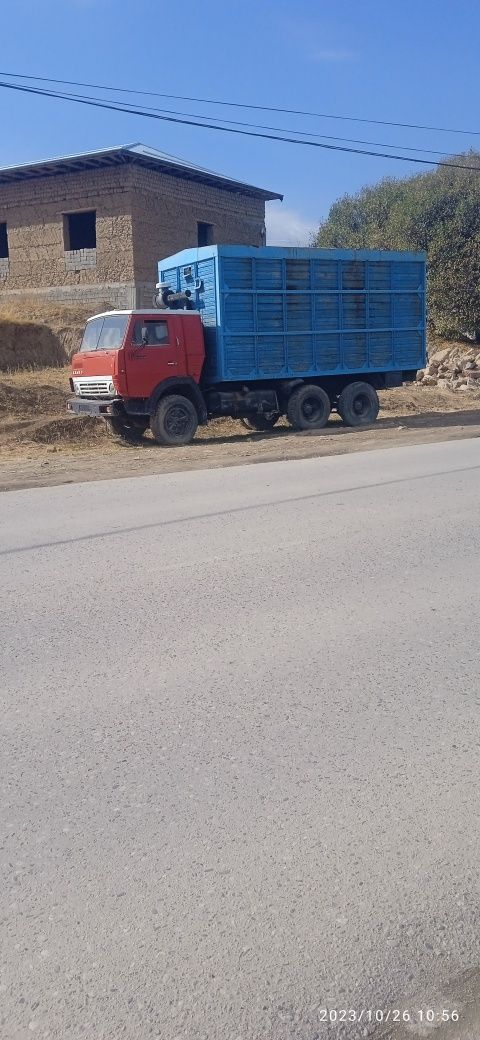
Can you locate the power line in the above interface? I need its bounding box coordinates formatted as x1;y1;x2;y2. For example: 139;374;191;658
1;79;479;172
74;96;455;160
30;80;454;159
2;70;447;157
0;68;479;139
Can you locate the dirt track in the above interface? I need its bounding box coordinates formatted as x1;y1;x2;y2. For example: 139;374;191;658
1;368;480;490
2;402;480;492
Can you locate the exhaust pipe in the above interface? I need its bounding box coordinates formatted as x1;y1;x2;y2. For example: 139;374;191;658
154;283;193;310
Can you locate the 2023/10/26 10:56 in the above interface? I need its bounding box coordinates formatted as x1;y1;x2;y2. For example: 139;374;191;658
318;1008;459;1025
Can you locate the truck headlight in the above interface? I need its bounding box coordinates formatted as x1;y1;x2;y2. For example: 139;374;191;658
108;381;116;396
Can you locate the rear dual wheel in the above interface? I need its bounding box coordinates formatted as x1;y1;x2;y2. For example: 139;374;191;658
287;384;331;431
337;382;379;426
285;381;379;431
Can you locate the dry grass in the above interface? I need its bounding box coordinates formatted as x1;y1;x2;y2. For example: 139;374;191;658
0;298;91;325
3;365;70;389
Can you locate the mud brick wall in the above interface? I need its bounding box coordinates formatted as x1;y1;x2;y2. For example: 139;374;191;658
0;162;267;309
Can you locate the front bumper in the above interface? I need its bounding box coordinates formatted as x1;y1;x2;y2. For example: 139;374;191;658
67;397;120;418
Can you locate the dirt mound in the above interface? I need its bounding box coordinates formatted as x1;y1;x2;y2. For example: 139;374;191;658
0;368;103;449
30;416;108;445
0;298;111;370
0;381;67;415
0;319;67;371
381;383;480;414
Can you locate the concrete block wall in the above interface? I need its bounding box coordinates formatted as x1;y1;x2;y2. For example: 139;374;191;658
64;248;98;272
1;282;137;309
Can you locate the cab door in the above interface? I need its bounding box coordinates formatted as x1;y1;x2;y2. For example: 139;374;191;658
124;314;187;398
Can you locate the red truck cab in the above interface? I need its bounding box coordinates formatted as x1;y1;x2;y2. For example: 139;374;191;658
68;309;206;444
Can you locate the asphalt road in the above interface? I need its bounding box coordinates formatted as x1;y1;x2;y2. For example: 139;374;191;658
1;439;480;1040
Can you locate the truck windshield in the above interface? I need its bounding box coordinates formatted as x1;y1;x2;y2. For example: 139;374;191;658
80;315;128;352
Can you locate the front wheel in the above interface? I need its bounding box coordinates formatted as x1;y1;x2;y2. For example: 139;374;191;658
105;417;148;443
286;384;331;431
150;394;198;446
337;382;379;426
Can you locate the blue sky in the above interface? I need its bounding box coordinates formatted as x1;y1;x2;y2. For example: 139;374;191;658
1;0;479;244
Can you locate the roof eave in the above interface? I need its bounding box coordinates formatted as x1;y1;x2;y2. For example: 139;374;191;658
119;148;282;200
0;145;283;200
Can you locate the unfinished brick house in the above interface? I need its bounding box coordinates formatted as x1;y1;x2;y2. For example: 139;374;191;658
0;143;282;308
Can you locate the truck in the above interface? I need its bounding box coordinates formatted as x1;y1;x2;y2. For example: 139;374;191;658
67;245;427;444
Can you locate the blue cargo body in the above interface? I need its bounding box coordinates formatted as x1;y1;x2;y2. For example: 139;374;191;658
159;245;427;384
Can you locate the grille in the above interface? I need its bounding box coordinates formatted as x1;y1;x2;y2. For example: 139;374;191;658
74;378;113;397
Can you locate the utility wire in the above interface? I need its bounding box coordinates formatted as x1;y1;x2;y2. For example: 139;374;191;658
0;68;479;139
4;71;450;157
1;79;479;172
67;94;455;159
1;72;455;158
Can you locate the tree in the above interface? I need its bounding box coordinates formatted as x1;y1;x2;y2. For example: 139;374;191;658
314;151;480;340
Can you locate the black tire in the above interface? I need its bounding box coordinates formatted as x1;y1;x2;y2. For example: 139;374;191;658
337;382;379;426
150;394;198;446
286;384;331;431
105;417;148;444
241;414;280;431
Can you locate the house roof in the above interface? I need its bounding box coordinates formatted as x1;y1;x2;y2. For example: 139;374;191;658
0;143;283;200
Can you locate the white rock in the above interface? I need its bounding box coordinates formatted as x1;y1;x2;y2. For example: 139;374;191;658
428;347;451;368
